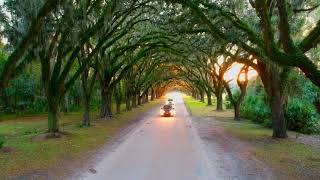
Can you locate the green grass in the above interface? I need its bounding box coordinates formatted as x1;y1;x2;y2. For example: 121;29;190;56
222;122;320;179
183;95;234;119
0;99;162;178
184;95;320;179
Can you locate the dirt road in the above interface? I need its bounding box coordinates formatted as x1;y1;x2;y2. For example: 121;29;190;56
76;92;274;180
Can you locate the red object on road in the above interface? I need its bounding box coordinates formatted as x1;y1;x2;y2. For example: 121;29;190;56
160;104;175;117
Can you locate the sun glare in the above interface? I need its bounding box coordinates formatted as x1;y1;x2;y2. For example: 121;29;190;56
224;63;258;82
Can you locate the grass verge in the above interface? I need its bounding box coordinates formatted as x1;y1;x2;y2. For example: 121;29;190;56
0;99;162;178
183;95;234;120
184;95;320;179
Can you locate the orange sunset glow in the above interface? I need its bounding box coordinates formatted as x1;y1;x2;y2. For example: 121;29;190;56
224;63;258;82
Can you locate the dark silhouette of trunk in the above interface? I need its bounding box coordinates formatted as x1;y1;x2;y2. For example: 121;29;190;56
114;82;122;113
63;96;69;113
216;90;223;111
82;95;90;126
234;104;241;121
125;89;132;111
125;82;132;111
145;89;149;103
226;65;249;121
224;83;242;121
132;92;137;108
81;69;94;126
137;90;142;105
151;88;155;101
200;90;205;102
126;96;131;111
138;96;142;105
100;87;112;118
47;97;60;134
206;91;212;106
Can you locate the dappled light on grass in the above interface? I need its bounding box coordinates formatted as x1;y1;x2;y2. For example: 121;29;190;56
183;96;233;120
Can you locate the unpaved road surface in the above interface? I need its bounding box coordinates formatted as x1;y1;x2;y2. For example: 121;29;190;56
76;92;275;180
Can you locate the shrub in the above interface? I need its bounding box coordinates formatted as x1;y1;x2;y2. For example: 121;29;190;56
240;74;320;134
285;98;320;134
0;136;5;148
240;94;270;123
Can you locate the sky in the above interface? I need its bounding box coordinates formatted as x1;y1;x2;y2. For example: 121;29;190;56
224;63;258;83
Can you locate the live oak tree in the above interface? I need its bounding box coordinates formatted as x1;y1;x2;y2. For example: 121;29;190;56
0;0;61;95
97;33;174;118
1;0;156;134
80;46;98;127
166;0;320;138
224;65;250;121
0;0;318;139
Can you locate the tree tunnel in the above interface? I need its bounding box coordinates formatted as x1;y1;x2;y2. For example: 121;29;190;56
0;0;319;138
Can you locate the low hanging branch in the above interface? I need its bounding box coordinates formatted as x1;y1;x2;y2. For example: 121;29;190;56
0;0;62;91
293;4;319;14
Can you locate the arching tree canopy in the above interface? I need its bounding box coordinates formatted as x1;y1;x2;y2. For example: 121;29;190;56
0;0;319;138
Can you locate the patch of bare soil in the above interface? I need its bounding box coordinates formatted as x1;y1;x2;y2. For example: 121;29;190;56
32;132;70;141
288;132;320;147
191;116;282;180
0;147;16;153
0;114;48;123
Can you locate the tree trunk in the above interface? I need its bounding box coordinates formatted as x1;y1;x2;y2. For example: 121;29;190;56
125;89;132;111
234;103;241;121
200;91;205;102
268;77;287;138
259;62;288;138
216;91;223;111
270;94;287;138
132;93;137;108
207;91;212;106
145;89;149;103
48;101;60;134
114;84;122;113
64;95;69;113
125;85;132;111
82;95;90;126
126;96;131;111
138;94;142;105
151;88;155;101
100;88;112;118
